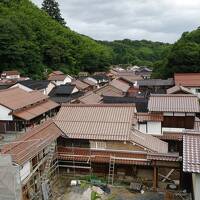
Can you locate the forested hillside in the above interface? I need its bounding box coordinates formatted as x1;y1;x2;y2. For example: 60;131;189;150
0;0;173;79
153;28;200;78
0;0;113;79
101;39;171;67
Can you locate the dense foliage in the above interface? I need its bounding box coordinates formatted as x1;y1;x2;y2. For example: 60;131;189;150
42;0;66;26
153;28;200;78
101;39;171;68
0;0;113;79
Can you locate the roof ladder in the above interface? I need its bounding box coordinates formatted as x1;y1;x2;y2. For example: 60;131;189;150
108;156;115;185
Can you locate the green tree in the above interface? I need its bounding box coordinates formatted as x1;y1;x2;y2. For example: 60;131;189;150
42;0;66;26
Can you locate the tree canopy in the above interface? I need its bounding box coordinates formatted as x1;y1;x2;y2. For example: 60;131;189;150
42;0;66;26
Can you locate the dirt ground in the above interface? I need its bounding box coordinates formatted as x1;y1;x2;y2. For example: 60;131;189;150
52;176;165;200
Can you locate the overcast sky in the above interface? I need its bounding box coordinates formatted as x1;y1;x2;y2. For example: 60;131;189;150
31;0;200;43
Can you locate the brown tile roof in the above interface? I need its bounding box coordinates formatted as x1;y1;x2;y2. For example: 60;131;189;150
72;79;90;90
2;70;20;76
48;74;69;81
147;153;181;162
136;113;163;122
49;71;64;77
130;129;168;153
78;92;103;104
175;73;200;87
148;94;200;113
1;120;62;165
55;104;168;153
13;100;59;120
167;85;193;94
83;78;96;86
110;79;130;92
119;75;143;84
95;85;124;97
157;132;183;141
54;104;135;141
183;132;200;173
0;87;48;111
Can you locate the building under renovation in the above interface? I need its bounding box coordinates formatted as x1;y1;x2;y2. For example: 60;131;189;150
0;104;183;200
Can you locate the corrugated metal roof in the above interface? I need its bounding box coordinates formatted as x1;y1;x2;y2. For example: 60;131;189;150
13;100;59;120
175;73;200;87
183;133;200;173
1;120;62;165
0;87;48;111
110;79;130;92
148;94;200;112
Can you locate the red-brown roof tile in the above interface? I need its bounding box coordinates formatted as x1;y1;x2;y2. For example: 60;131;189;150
175;73;200;87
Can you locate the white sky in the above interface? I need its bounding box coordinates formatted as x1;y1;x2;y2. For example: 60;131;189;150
31;0;200;43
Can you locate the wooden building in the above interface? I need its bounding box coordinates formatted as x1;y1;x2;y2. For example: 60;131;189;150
0;87;59;133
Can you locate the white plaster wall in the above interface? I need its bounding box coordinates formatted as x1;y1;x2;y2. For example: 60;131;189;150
45;82;55;95
20;161;31;181
11;83;33;92
147;122;162;135
6;75;20;79
162;127;185;133
63;76;72;84
0;105;13;120
138;124;147;133
192;173;200;200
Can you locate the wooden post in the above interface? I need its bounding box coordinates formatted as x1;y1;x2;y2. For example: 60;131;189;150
153;164;158;191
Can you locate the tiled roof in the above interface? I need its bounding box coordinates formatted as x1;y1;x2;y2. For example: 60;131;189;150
49;71;64;76
119;75;142;84
16;80;50;90
167;85;193;94
0;87;48;111
1;120;62;165
147;153;181;162
148;94;200;112
78;92;103;104
95;85;124;97
183;132;200;173
2;70;20;76
156;132;183;141
54;104;135;141
13;99;59;120
130;129;168;153
175;73;200;87
82;78;97;86
72;79;89;90
48;74;69;81
136;113;163;122
138;78;174;86
55;104;168;153
110;79;130;92
49;84;76;95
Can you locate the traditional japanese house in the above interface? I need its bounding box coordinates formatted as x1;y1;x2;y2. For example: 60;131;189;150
1;70;21;79
0;87;59;133
174;73;200;98
11;80;55;95
147;94;200;153
183;132;200;200
1;120;63;200
48;74;73;86
54;104;181;189
167;85;193;95
48;84;84;104
138;78;174;97
72;79;92;92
